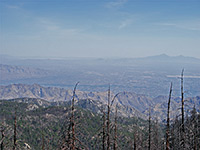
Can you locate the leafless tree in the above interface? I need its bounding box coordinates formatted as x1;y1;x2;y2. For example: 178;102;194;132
107;85;111;150
180;69;185;149
13;108;17;150
71;82;79;150
60;82;80;150
148;108;151;150
166;82;172;150
102;110;106;150
113;105;118;150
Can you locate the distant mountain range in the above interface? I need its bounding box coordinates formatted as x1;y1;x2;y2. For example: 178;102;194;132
1;54;200;70
143;54;200;62
0;64;50;81
1;54;200;97
1;53;200;60
0;84;199;122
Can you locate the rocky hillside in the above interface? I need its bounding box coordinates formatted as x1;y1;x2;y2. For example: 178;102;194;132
147;96;200;122
4;97;146;119
0;84;154;111
0;84;199;121
0;99;153;150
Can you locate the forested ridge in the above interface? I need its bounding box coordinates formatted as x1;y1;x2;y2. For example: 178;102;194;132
0;97;199;149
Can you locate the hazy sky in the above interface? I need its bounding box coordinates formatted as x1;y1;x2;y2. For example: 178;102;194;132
0;0;200;58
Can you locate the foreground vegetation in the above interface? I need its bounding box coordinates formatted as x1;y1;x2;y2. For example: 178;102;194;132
0;71;200;150
0;99;153;149
0;97;199;150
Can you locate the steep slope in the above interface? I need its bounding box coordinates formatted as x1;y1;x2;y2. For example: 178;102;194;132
115;92;153;112
0;84;153;111
3;97;146;119
0;84;199;122
144;96;200;122
0;84;73;101
0;99;151;150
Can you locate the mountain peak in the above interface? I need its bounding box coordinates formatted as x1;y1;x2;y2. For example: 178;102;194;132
158;53;169;57
143;54;200;62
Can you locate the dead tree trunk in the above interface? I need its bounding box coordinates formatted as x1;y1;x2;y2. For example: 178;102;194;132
107;85;111;150
13;108;17;150
148;108;151;150
104;86;120;150
61;82;80;150
181;69;185;149
166;82;172;150
102;111;106;150
71;82;79;150
113;106;118;150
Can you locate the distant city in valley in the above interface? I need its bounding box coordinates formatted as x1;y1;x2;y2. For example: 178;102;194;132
1;54;200;98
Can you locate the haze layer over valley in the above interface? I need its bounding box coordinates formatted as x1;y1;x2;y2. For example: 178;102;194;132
1;54;200;98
